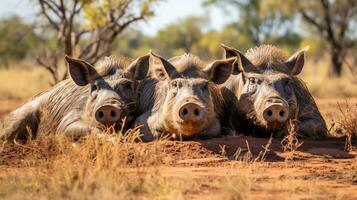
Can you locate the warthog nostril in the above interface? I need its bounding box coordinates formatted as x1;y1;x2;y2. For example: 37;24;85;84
267;110;273;116
98;111;104;119
182;108;188;116
110;110;116;118
279;110;285;117
194;108;200;116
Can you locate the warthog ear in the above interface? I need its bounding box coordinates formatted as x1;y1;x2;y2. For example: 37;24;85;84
205;57;236;84
221;44;239;59
221;44;254;74
285;46;309;75
65;55;97;86
127;54;150;80
150;52;177;81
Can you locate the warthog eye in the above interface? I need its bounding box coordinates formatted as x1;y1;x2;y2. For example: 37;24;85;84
283;79;291;86
202;82;208;90
170;81;178;89
249;77;257;84
123;81;132;90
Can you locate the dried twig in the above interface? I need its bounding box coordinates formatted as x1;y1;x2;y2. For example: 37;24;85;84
281;120;304;153
335;101;357;152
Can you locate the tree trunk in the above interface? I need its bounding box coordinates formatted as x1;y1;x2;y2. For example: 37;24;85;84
331;46;344;76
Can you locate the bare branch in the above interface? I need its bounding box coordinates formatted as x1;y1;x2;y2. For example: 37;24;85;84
37;0;155;83
320;0;338;46
48;0;62;11
39;0;60;30
298;8;325;34
36;56;59;85
42;0;62;18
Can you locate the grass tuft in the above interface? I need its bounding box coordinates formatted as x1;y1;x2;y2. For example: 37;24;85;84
332;102;357;151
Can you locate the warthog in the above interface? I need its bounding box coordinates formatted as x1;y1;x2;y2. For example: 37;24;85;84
1;54;150;142
221;44;327;138
134;52;235;141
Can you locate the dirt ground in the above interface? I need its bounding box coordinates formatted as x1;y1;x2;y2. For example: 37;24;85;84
1;136;356;199
0;98;356;199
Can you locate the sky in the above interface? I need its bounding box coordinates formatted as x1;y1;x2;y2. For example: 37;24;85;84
0;0;237;35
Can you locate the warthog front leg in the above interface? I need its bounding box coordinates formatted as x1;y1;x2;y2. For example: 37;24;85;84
134;112;164;142
59;121;102;139
55;111;103;139
196;119;221;139
296;107;328;139
297;119;328;139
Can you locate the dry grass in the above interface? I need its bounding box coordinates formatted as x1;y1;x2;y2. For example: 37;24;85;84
280;120;304;159
0;62;51;101
330;102;357;151
0;130;182;199
233;137;273;163
1;130;356;199
300;59;357;98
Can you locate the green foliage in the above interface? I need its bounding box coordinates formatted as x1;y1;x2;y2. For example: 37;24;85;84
272;0;357;75
111;29;153;58
83;0;156;30
82;1;109;29
299;35;327;59
193;25;254;60
204;0;293;45
108;14;302;60
269;32;302;54
154;16;208;57
111;15;256;60
0;16;40;67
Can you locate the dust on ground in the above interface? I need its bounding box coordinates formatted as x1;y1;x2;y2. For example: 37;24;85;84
1;135;357;199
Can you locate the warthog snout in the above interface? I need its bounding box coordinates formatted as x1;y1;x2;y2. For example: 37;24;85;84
263;103;289;124
95;105;121;124
179;102;204;123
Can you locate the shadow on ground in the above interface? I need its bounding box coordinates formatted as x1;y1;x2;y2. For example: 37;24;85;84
197;136;355;162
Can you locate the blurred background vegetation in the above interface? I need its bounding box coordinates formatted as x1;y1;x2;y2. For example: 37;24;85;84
0;0;356;99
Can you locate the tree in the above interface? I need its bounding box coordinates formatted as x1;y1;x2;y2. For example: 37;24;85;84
111;29;152;58
291;0;357;76
193;25;254;60
36;0;156;84
204;0;292;45
0;16;40;67
154;16;208;57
